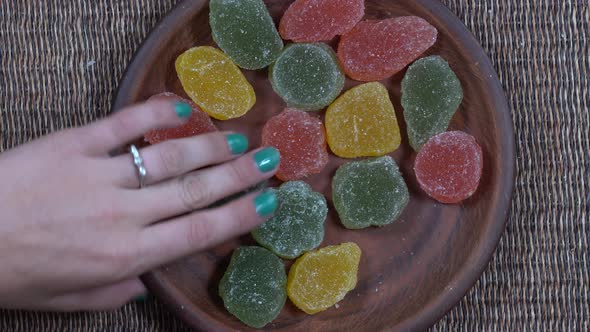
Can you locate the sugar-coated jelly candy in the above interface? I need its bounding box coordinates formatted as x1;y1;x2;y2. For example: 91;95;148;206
144;92;217;144
332;156;409;229
270;43;345;111
219;246;287;328
176;46;255;120
210;0;283;70
262;109;329;180
287;242;361;314
279;0;365;42
252;181;328;259
414;131;483;204
402;55;463;150
325;82;401;158
338;17;437;81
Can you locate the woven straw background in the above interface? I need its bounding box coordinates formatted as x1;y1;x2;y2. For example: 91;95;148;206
1;0;588;331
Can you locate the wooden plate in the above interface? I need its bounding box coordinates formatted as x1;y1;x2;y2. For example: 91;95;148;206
113;0;515;331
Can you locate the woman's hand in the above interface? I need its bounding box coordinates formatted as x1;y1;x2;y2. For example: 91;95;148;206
0;100;279;311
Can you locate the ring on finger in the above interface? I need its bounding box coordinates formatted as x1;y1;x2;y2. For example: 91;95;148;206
129;144;147;188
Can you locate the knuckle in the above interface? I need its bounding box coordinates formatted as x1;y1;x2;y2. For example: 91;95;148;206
178;174;213;210
225;162;250;186
158;142;185;175
106;245;139;280
110;113;134;136
186;218;213;248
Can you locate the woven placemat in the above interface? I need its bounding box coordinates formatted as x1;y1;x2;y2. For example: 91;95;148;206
1;0;588;331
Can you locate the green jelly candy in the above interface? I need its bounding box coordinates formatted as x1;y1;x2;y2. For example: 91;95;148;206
252;181;327;259
401;55;463;151
210;0;283;70
332;156;409;229
270;43;345;111
219;246;287;328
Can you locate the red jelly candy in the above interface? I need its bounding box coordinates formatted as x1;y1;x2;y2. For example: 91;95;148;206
414;131;483;204
338;17;437;81
262;109;329;181
144;92;217;144
279;0;365;42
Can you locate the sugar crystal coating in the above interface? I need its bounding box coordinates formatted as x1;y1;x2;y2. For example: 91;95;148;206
176;46;255;120
332;156;409;229
252;181;327;259
219;246;286;328
325;82;401;158
287;242;361;314
279;0;365;42
210;0;283;70
338;17;438;81
414;131;483;204
262;109;329;180
144;92;217;144
269;43;345;111
401;55;463;150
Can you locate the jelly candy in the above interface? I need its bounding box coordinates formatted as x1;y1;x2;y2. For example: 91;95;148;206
414;131;482;204
144;92;217;144
332;156;409;229
287;242;361;314
262;109;329;180
337;17;438;81
219;246;287;328
252;181;328;259
325;82;401;158
279;0;365;42
210;0;283;70
401;55;463;150
269;43;345;111
176;46;256;120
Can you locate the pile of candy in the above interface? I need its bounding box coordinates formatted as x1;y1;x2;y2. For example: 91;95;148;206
142;0;485;328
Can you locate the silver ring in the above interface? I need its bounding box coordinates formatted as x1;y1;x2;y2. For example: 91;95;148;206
129;145;147;188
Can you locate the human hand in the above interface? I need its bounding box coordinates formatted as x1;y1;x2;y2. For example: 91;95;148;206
0;100;279;311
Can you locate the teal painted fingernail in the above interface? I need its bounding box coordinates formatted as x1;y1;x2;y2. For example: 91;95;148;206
254;190;278;217
226;134;249;155
174;101;192;118
133;293;148;302
254;147;280;173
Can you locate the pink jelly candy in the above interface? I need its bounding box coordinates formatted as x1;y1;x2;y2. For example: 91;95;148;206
338;17;438;81
414;131;483;204
144;92;217;144
279;0;365;42
262;109;329;181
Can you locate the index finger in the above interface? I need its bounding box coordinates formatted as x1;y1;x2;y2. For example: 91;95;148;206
82;99;194;155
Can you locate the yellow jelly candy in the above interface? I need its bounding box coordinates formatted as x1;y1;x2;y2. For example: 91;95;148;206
325;82;401;158
176;46;256;120
287;242;361;314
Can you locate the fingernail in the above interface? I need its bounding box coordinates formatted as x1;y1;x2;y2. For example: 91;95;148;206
133;293;148;302
226;133;249;155
254;190;278;217
253;147;280;173
174;101;192;119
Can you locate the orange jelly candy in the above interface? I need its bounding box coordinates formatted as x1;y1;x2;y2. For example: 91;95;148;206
414;131;483;204
144;92;217;144
338;17;437;81
279;0;365;42
287;242;361;314
262;109;329;181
